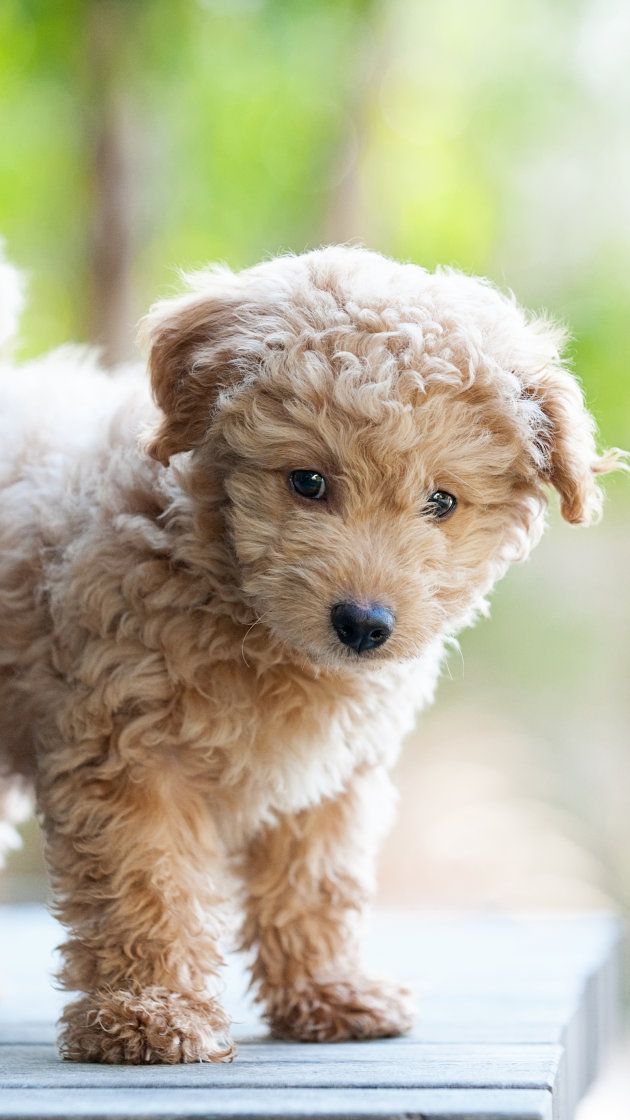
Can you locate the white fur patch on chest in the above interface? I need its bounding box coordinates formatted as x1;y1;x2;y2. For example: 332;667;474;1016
192;647;442;842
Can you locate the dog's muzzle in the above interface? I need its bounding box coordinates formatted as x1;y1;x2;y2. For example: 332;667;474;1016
331;601;395;654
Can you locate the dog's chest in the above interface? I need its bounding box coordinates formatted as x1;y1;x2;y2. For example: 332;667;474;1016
182;652;432;835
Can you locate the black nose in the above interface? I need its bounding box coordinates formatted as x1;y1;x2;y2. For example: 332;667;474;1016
331;602;395;654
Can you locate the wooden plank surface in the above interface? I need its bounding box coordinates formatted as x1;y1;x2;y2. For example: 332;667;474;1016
0;1041;564;1087
0;907;620;1120
0;1087;555;1119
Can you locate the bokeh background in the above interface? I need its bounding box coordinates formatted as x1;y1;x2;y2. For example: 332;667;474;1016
1;0;629;1106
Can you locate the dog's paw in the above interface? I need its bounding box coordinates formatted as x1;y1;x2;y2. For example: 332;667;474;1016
266;976;414;1042
59;987;235;1064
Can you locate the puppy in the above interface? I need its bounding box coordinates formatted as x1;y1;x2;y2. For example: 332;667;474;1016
0;245;620;1063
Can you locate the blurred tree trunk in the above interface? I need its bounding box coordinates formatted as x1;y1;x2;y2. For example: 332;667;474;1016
87;0;136;366
323;0;384;245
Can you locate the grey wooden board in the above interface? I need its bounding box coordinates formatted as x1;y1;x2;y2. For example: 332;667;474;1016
0;1042;564;1087
0;1088;554;1119
0;907;621;1120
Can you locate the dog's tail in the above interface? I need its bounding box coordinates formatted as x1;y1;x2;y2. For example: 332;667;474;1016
0;241;25;355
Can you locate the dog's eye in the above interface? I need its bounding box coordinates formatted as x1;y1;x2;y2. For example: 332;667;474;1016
289;470;327;500
425;490;457;519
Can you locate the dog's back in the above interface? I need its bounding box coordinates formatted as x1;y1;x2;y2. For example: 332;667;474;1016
0;264;152;809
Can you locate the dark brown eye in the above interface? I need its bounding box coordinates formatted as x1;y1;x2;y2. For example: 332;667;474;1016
290;470;327;500
426;490;457;519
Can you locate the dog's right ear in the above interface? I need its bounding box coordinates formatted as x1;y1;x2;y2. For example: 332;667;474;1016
139;268;252;465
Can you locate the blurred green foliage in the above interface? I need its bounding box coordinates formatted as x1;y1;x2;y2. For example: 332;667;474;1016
1;0;628;452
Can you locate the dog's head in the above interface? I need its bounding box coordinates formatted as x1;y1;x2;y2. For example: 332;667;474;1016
141;247;619;667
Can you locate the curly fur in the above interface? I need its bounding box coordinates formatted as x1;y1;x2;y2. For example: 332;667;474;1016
0;244;620;1063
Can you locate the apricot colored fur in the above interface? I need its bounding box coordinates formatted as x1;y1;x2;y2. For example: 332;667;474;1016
0;246;620;1062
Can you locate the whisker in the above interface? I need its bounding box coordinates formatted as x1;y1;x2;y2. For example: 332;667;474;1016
240;610;272;667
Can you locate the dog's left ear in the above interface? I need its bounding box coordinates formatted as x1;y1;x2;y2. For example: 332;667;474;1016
139;268;259;465
516;320;623;524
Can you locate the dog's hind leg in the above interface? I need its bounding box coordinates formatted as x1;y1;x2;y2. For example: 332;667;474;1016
240;764;414;1042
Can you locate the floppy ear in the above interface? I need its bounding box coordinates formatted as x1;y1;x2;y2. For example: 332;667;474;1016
139;268;253;465
517;321;623;525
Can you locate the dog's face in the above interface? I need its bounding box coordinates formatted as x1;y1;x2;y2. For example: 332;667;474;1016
143;247;615;667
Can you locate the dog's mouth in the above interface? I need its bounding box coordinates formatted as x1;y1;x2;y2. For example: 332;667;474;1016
303;641;399;673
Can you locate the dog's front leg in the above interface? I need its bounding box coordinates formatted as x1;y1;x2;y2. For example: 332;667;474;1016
40;751;233;1064
241;765;413;1042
